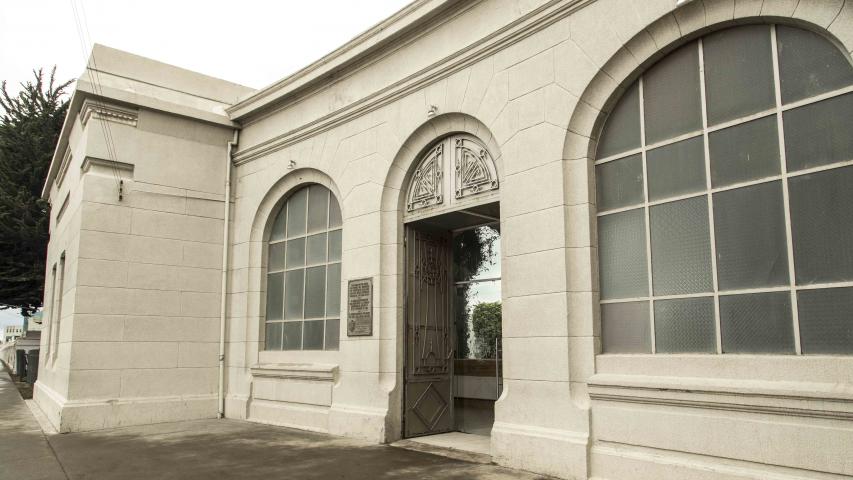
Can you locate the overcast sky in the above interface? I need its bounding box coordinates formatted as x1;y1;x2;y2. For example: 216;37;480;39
0;0;411;328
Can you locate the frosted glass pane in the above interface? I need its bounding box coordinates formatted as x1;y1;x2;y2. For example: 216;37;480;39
329;196;342;228
270;207;287;242
306;233;327;265
304;266;326;319
789;166;853;284
595;154;643;211
601;301;651;353
283;321;302;350
598;209;648;300
783;93;853;172
286;238;305;268
325;319;340;351
265;273;283;321
713;182;789;290
307;185;329;233
654;297;716;353
703;25;775;125
303;320;325;350
268;242;286;272
650;197;713;295
709;115;780;187
643;42;702;144
597;81;641;158
264;322;282;351
328;229;342;262
646;136;706;201
798;287;853;355
285;187;308;237
720;292;794;354
777;25;853;104
326;263;341;316
284;270;304;320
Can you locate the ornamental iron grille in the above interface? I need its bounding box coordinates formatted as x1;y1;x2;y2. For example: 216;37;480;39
406;143;444;211
454;137;499;199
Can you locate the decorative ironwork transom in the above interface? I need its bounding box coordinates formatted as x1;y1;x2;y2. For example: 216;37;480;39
454;137;499;200
406;144;443;211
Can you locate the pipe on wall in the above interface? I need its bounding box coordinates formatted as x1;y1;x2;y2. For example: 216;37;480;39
218;129;239;419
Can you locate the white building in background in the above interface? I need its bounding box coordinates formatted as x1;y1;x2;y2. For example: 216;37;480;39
32;1;853;479
3;325;23;344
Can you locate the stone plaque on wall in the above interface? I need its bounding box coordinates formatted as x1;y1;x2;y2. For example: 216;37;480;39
347;278;373;336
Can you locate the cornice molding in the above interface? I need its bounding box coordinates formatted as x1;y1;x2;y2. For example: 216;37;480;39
80;98;139;128
81;156;135;175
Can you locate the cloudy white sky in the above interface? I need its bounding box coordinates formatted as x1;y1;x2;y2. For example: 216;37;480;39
0;0;411;328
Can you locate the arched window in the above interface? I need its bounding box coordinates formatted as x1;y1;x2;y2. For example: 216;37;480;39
265;185;342;351
595;25;853;355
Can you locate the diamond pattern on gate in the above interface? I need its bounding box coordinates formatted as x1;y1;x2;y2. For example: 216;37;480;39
411;383;448;431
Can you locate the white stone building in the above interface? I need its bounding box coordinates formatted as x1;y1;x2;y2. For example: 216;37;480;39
33;1;853;478
3;325;23;344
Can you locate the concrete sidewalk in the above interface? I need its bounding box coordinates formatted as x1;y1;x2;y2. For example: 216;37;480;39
0;374;546;480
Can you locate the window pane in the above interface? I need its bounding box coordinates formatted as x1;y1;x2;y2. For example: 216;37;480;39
268;242;286;272
286;187;308;237
265;322;283;351
709;115;780;187
720;292;794;354
777;25;853;105
270;207;287;242
303;320;325;350
598;209;648;300
798;287;853;355
326;263;341;316
285;237;305;268
654;297;716;353
304;266;326;318
328;229;342;262
595;154;643;211
325;318;340;350
643;42;702;144
284;270;304;319
597;81;641;158
650;196;713;295
789;166;853;284
713;182;789;290
703;25;775;125
283;321;302;350
329;196;342;228
783;93;853;172
601;301;651;353
646;136;706;201
306;233;327;265
266;273;283;321
307;185;329;233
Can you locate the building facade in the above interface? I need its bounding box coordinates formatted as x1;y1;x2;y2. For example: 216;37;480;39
34;1;853;478
3;325;23;344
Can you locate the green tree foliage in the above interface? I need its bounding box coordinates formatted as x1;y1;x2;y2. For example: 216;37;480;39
452;226;499;358
471;301;501;359
0;68;71;317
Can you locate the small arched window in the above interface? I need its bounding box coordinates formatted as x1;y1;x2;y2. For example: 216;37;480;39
265;185;342;351
595;24;853;355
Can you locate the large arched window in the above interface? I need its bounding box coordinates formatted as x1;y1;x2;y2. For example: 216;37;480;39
265;184;342;351
595;24;853;355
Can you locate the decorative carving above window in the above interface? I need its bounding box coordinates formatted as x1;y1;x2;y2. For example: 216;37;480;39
407;143;444;212
454;138;498;200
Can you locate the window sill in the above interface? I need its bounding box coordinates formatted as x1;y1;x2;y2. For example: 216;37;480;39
250;363;338;382
258;349;340;368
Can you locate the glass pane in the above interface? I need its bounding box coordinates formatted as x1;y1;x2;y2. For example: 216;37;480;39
783;93;853;172
284;270;304;320
268;242;286;272
307;185;329;233
709;115;780;187
270;207;287;242
646;136;706;201
601;301;651;353
713;182;789;290
285;237;305;268
285;187;308;237
789;166;853;284
453;226;501;282
703;25;775;125
595;154;643;211
306;233;327;265
325;318;340;350
283;321;302;350
597;81;641;158
329;196;342;228
265;272;283;321
777;25;853;105
719;292;794;354
798;287;853;355
456;280;501;359
326;263;341;316
304;266;326;319
328;229;342;262
303;320;325;350
654;297;716;353
643;42;702;144
598;209;648;300
264;322;283;351
650;196;713;295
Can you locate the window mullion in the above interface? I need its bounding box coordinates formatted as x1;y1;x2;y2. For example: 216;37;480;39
638;76;656;353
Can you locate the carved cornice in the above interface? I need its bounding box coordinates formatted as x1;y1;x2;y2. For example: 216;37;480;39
80;99;139;128
80;156;135;175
